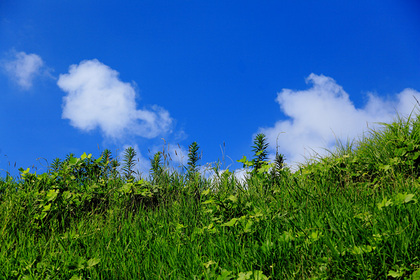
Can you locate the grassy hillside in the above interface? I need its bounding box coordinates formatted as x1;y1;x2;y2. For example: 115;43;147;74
0;116;419;279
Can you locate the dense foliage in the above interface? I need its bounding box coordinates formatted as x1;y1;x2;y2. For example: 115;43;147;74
0;116;419;279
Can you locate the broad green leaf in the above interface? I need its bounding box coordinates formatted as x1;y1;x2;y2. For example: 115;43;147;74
46;189;59;202
43;203;51;212
86;257;101;268
228;195;237;203
237;156;254;167
387;270;404;278
401;193;417;204
216;269;233;280
243;220;253;233
257;163;273;174
237;271;252;280
19;167;30;174
393;192;417;206
377;198;392;210
202;189;211;196
253;271;269;280
222;218;238;227
69;157;78;165
237;156;248;163
350;245;373;255
203;260;216;269
80;152;92;159
69;275;82;280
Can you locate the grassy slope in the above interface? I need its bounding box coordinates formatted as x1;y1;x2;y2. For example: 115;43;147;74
0;116;419;280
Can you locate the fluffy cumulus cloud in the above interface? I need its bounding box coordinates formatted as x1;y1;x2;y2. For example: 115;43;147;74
57;59;173;139
2;51;45;89
259;73;420;167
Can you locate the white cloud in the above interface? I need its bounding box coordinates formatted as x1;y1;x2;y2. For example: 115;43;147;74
2;50;45;89
57;59;173;139
259;73;420;167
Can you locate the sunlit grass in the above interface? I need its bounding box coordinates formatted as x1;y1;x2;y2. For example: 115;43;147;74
0;115;419;279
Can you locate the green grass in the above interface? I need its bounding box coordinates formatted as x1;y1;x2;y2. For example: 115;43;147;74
0;115;419;279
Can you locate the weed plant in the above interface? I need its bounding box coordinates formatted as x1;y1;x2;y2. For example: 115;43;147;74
0;116;419;279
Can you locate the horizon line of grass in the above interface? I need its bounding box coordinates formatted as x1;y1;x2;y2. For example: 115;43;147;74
0;114;419;279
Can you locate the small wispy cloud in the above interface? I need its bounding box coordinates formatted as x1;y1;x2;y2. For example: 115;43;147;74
1;50;47;90
259;73;420;166
57;59;173;139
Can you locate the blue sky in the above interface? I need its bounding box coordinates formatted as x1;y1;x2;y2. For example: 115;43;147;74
1;0;420;177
